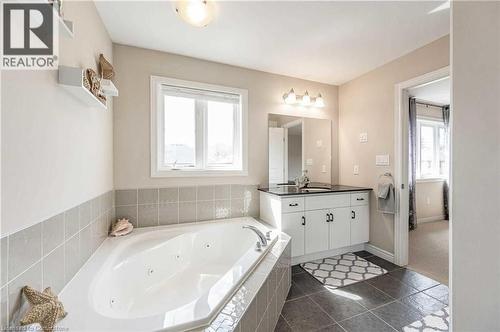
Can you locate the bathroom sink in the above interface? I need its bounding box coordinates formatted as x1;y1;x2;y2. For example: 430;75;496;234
300;187;330;192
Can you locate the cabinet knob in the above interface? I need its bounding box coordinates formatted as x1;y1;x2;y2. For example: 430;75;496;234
356;198;364;201
329;213;334;221
301;216;306;226
351;210;356;219
326;214;330;222
289;203;299;207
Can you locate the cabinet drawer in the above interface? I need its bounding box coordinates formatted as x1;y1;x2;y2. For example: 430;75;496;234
351;192;369;206
282;197;305;213
305;194;350;210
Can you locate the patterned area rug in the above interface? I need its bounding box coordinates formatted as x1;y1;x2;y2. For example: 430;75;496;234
403;307;450;332
300;253;388;289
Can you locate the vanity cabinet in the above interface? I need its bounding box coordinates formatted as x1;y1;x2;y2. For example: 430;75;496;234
330;207;351;249
260;190;370;260
304;209;330;254
282;212;306;257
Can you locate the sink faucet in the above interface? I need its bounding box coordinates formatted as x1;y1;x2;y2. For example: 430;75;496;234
243;225;268;246
295;170;310;189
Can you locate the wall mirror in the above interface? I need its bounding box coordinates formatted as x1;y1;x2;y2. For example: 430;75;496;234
268;114;331;186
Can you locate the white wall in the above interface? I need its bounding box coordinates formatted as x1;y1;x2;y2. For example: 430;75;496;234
451;1;500;330
416;180;444;221
1;1;114;236
112;44;339;189
339;36;450;253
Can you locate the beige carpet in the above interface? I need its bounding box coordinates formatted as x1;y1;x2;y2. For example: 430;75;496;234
409;220;449;285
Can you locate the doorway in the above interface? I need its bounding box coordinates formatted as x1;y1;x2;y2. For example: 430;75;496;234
393;67;450;285
406;78;450;284
268;115;303;185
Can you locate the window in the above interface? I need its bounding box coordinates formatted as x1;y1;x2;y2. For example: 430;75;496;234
151;76;248;177
416;118;448;180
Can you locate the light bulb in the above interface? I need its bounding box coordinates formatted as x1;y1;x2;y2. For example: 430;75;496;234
284;88;296;104
174;1;215;27
315;93;325;107
302;91;311;105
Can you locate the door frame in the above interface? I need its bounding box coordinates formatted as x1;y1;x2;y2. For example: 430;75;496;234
393;66;450;266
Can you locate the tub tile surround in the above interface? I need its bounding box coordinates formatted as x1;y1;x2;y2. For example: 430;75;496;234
198;234;292;332
115;184;260;228
0;191;114;329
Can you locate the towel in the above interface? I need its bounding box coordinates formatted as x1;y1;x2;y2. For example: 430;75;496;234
378;174;395;214
378;175;393;199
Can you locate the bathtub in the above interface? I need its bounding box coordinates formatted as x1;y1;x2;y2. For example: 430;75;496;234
57;217;277;331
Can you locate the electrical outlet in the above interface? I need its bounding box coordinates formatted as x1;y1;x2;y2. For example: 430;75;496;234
306;158;313;166
321;165;326;173
353;165;359;175
359;133;368;143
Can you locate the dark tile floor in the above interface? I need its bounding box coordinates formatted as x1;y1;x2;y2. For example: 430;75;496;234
276;251;449;332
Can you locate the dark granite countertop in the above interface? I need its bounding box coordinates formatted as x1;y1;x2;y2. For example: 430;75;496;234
258;183;372;196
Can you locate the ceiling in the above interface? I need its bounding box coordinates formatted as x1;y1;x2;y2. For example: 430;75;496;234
95;1;450;85
409;77;450;105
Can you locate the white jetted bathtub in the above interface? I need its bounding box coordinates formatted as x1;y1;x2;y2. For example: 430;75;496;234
58;217;277;331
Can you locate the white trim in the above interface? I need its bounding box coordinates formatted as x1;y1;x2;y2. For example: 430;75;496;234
150;76;248;178
416;178;445;183
417;215;446;223
393;66;450;266
364;243;395;263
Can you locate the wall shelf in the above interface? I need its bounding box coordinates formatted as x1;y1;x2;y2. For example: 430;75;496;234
58;66;107;110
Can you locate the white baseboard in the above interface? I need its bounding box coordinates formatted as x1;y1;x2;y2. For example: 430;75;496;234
417;215;446;223
364;243;395;263
291;244;365;265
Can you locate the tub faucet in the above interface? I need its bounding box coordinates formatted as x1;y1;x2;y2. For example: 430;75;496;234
243;225;268;246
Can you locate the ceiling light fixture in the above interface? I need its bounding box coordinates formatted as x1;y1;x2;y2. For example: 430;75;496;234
283;89;325;108
174;0;215;27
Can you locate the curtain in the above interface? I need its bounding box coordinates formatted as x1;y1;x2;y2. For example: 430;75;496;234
442;105;450;220
409;98;418;230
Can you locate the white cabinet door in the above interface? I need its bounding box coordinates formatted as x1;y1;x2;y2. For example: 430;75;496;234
350;205;370;245
304;209;330;254
329;207;351;249
282;212;305;257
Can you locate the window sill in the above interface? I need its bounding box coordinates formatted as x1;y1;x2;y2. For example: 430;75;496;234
151;169;248;178
416;178;446;183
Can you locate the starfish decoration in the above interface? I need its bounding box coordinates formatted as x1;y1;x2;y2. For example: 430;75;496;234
20;286;67;332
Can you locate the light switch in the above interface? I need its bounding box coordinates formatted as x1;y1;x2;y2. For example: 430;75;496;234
353;165;359;175
359;133;368;143
306;158;313;166
376;154;390;166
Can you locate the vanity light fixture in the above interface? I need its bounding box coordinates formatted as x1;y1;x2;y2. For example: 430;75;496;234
283;89;325;108
174;0;215;27
315;93;325;107
284;88;297;104
302;91;311;106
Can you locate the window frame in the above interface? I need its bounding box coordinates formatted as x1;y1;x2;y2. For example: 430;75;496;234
150;76;248;178
416;117;448;181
